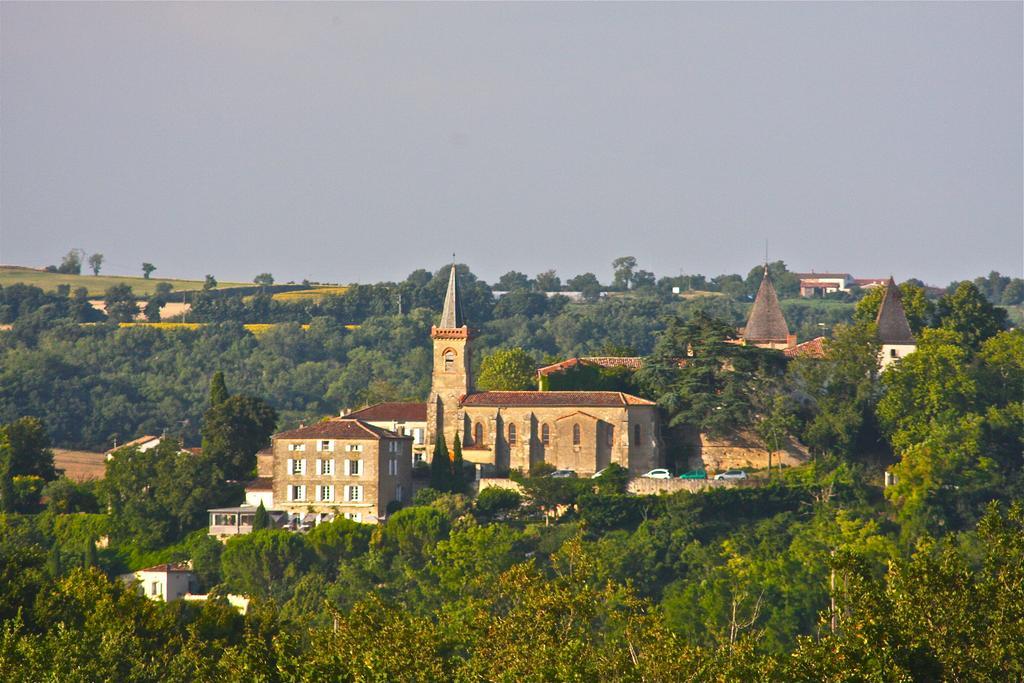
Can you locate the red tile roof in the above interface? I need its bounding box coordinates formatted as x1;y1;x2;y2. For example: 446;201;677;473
783;336;828;359
344;402;427;422
274;418;410;441
461;391;655;407
536;356;645;377
244;477;274;491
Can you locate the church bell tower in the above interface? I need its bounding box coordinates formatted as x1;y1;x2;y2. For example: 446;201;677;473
426;264;472;451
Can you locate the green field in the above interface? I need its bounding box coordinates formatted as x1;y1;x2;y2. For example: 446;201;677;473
0;266;249;297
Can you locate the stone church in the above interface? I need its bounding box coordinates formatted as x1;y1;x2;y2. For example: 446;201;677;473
425;265;663;477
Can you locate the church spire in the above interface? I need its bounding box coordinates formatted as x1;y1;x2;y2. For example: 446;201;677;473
744;268;790;344
438;263;465;329
875;277;915;344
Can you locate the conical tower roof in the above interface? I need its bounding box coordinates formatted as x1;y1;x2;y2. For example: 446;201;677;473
875;277;915;344
438;264;465;329
744;268;790;343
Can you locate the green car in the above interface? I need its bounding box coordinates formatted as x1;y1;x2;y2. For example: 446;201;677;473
678;470;708;480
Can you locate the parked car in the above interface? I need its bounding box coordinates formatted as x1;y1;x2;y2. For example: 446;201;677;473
713;469;748;481
641;468;672;479
678;469;707;480
549;469;577;478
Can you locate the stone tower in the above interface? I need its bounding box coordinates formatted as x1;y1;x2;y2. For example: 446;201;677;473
426;265;472;452
876;277;916;369
743;267;795;350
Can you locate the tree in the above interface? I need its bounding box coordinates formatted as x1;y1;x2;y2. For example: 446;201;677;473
429;433;451;492
104;283;137;322
2;416;57;480
201;395;278;481
935;282;1008;348
564;272;602;301
141;263;156;279
221;529;314;600
154;281;173;296
1000;279;1024;305
534;270;561;292
611;256;637;290
252;500;270;531
474;487;522;520
87;253;104;276
143;296;164;322
496;271;531;291
854;282;934;334
476;347;537;391
744;261;800;299
57;250;83;275
451;432;466;494
253;273;274;287
203;274;217;291
0;431;14;513
209;371;229;407
754;394;797;475
632;269;656;290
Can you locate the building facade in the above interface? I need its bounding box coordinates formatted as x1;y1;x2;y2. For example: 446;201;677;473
271;418;412;524
343;402;428;463
875;277;917;370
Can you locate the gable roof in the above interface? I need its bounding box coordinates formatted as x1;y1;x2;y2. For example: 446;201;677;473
461;391;655;408
273;418;409;441
344;402;428;422
137;561;193;574
536;356;645;377
438;264;465;329
744;270;790;343
875;277;915;344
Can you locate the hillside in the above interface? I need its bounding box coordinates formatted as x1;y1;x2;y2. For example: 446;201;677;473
0;265;249;297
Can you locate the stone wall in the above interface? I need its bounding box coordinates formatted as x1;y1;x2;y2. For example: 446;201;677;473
626;478;744;495
687;429;809;472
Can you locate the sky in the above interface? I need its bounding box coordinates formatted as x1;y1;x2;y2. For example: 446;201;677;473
1;1;1021;287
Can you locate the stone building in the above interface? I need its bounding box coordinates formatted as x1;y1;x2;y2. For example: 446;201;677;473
424;265;662;477
270;418;412;524
876;277;916;370
343;402;428;463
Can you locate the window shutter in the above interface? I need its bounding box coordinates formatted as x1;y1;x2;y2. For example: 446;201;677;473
329;459;335;475
287;485;293;502
300;459;306;474
316;459;322;475
287;458;293;474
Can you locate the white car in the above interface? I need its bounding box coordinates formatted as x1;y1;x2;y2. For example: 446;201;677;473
714;469;748;481
641;468;672;479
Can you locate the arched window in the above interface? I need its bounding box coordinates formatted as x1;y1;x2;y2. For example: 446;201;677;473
633;424;641;446
508;423;517;445
607;426;614;447
474;422;483;446
572;423;581;446
443;349;455;372
541;423;550;446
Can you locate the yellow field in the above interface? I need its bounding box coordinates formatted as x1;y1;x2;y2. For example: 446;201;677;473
270;286;350;302
0;265;249;297
117;322;360;334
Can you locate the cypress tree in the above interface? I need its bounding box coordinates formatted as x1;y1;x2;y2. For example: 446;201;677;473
83;538;97;568
209;371;229;407
252;500;270;531
47;542;63;578
451;432;466;494
429;433;450;492
0;433;14;514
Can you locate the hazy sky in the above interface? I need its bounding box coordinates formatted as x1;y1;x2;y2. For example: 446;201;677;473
2;2;1021;286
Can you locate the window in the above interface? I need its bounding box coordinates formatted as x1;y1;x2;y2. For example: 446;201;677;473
287;443;305;452
444;349;455;372
317;458;334;475
508;423;517;445
413;428;424;445
288;458;306;475
396;484;404;502
890;348;898;358
344;512;362;522
633;424;641;446
317;440;334;452
345;485;363;502
288;485;306;501
572;424;581;446
346;444;363;452
388;458;398;476
212;513;237;527
474;422;484;446
151;581;161;596
541;424;550;445
317;485;334;502
388;440;398;453
347;459;363;476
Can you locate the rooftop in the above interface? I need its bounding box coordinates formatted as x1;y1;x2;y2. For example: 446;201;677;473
536;356;645;377
783;336;828;359
461;391;655;408
344;402;427;422
274;418;410;441
744;270;790;343
875;278;916;345
137;561;194;574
